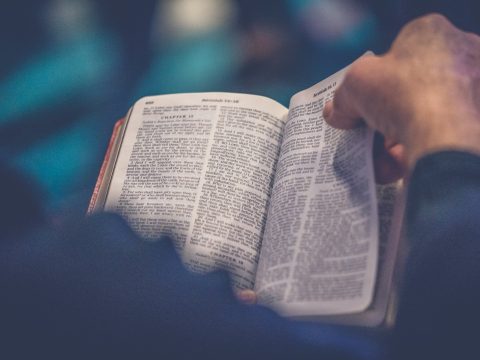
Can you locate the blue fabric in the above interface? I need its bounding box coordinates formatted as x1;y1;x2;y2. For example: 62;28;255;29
1;151;480;359
0;196;378;359
393;151;480;359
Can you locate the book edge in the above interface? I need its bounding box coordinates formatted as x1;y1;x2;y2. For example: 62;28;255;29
87;118;126;214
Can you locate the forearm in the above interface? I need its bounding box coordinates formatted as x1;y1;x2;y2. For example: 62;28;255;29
393;151;480;359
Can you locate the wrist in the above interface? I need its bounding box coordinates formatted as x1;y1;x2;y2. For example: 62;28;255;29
406;113;480;168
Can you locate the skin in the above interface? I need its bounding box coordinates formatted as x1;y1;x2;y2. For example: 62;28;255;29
238;13;480;304
323;13;480;175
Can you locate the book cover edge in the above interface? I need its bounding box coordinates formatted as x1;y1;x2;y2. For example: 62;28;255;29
87;118;126;214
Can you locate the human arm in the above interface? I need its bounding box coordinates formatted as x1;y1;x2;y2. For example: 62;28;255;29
324;14;480;359
393;151;480;359
0;212;380;360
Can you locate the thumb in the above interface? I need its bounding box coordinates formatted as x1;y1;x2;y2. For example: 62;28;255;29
236;290;257;305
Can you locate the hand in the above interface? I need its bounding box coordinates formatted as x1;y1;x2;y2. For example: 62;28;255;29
324;14;480;169
373;133;406;184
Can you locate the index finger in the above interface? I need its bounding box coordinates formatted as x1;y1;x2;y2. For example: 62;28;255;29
323;82;361;130
323;56;379;130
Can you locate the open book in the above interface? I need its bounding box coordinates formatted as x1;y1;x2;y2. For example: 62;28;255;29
88;63;405;327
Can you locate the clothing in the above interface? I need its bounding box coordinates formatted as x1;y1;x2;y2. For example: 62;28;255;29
393;151;480;359
0;151;479;359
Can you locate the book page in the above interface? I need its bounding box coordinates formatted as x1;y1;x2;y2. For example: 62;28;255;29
103;93;288;289
307;183;405;326
254;69;379;316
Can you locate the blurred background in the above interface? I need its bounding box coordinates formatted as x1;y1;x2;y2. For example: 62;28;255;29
2;0;480;218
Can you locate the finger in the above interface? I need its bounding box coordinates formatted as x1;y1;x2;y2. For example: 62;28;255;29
387;142;407;171
324;56;378;129
373;134;407;184
323;84;362;130
384;136;398;149
236;290;257;305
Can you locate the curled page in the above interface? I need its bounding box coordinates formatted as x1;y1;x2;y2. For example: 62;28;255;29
255;68;379;316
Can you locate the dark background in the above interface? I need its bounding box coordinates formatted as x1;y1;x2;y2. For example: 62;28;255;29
1;0;479;217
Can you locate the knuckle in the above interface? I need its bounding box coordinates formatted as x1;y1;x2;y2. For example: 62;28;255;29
422;13;448;25
412;13;451;30
396;13;456;49
465;31;480;45
345;57;372;85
